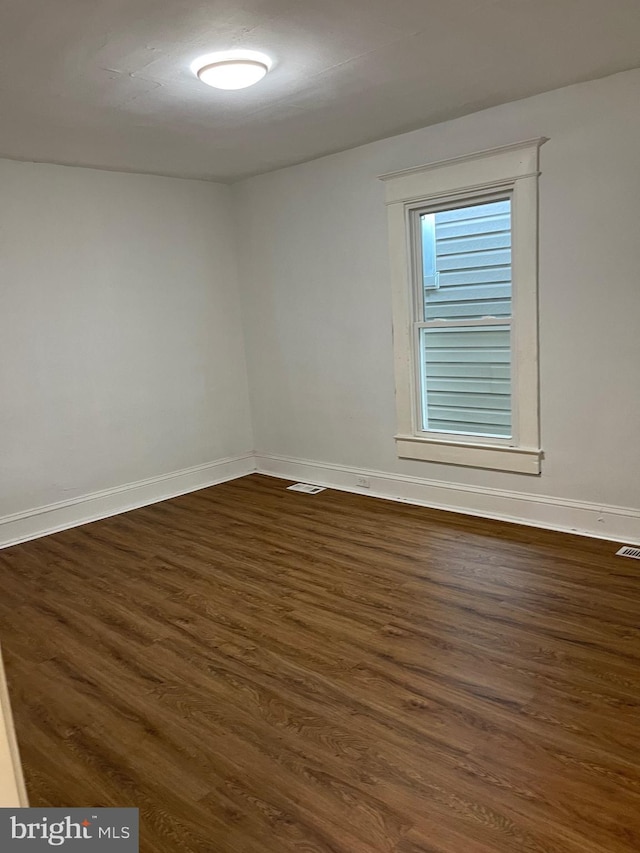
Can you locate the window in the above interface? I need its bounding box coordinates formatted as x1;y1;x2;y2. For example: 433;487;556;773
419;197;513;438
381;139;545;474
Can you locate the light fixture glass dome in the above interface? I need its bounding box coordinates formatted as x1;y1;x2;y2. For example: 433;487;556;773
192;50;272;90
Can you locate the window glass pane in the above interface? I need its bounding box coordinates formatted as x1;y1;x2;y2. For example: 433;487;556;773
420;325;512;437
422;199;511;321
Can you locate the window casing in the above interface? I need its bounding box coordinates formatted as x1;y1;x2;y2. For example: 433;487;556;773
381;139;545;474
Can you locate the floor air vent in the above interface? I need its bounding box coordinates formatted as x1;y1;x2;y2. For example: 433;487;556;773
616;546;640;559
287;483;326;494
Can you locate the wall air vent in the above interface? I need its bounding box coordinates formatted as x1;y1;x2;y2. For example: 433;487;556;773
616;546;640;559
287;483;326;494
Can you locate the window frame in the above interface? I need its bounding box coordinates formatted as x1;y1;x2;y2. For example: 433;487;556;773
380;139;546;474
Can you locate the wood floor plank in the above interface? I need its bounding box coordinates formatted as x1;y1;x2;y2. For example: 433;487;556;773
1;473;639;851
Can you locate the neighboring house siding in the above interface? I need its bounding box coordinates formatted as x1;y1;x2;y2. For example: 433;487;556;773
422;199;512;437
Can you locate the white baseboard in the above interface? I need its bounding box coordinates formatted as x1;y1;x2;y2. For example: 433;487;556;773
255;453;640;546
0;453;256;550
3;450;638;551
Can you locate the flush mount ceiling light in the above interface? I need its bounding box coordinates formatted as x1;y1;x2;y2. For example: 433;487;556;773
192;50;272;90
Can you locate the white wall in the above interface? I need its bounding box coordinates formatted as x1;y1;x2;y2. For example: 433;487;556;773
234;69;640;523
3;68;639;546
0;160;253;520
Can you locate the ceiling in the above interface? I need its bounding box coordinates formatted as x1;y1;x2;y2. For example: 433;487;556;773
1;0;640;182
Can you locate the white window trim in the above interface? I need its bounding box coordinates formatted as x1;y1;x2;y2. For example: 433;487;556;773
380;138;547;475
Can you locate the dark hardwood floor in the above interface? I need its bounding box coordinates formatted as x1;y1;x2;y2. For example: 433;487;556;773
1;473;639;852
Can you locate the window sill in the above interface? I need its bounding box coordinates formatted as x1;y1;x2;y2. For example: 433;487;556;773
395;435;542;474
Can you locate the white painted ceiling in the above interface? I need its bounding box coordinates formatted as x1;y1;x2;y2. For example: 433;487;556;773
1;0;640;181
